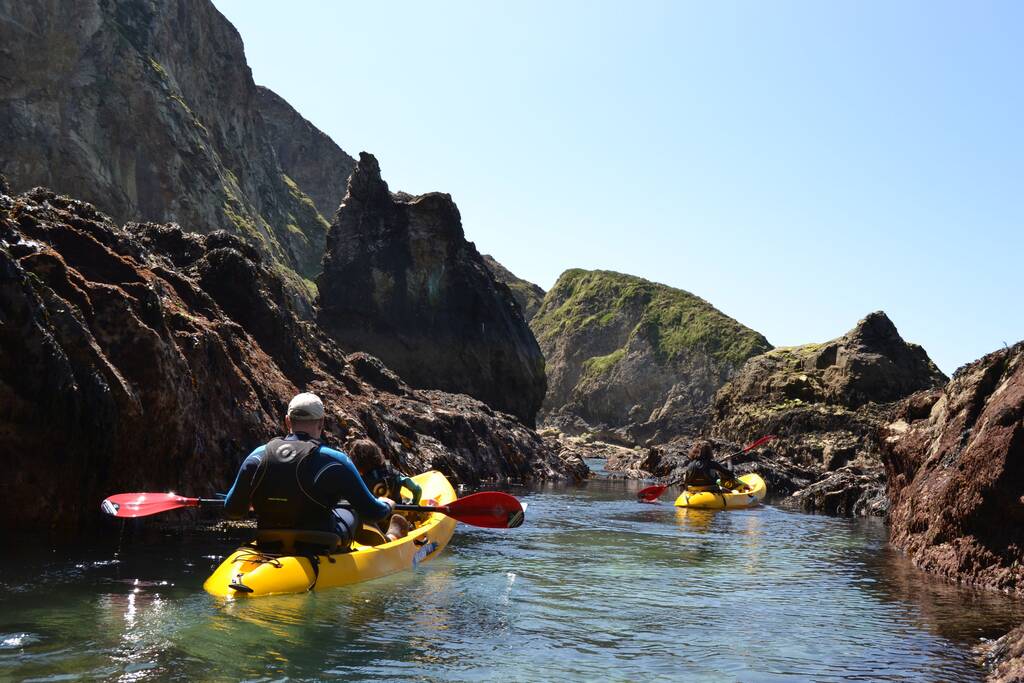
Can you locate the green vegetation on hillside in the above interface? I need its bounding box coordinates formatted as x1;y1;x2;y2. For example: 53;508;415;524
582;347;626;377
533;269;771;367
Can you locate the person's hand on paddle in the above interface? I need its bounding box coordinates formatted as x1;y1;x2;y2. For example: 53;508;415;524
377;496;396;513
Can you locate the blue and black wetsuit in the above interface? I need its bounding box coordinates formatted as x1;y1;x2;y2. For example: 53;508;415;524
224;433;391;544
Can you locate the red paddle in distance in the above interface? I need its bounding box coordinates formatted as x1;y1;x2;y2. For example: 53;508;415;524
636;434;778;503
101;490;527;529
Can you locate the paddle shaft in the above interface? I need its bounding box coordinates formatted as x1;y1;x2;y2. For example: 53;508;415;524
394;503;449;514
102;491;524;528
149;499;461;516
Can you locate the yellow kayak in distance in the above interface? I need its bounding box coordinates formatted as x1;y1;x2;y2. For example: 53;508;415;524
204;470;457;599
673;473;767;509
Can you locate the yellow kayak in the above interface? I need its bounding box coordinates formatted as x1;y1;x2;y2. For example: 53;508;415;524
204;470;457;598
673;472;766;509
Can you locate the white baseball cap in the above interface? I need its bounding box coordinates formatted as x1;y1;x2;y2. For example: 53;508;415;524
287;392;324;420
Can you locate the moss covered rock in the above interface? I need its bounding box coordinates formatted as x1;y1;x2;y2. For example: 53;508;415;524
707;312;947;515
533;269;771;440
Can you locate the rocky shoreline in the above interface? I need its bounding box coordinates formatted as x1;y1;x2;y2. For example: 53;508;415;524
0;182;583;530
1;0;1021;676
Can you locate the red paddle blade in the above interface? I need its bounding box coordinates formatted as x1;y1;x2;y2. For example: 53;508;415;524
101;493;199;518
445;491;525;528
744;434;777;451
637;484;668;502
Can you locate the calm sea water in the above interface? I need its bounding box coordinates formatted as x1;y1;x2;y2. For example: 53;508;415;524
2;468;1022;682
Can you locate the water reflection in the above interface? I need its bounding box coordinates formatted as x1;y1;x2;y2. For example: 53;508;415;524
3;478;1023;681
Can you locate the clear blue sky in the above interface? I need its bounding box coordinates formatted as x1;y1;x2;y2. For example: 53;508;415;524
213;0;1023;375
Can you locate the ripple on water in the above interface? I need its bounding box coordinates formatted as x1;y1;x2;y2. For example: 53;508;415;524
0;632;41;649
2;479;1024;682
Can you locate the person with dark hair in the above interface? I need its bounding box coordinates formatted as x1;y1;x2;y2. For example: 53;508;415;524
679;440;740;492
223;393;395;550
347;438;421;541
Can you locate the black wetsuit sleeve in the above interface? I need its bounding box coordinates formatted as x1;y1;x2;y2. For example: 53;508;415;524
710;462;735;479
223;448;264;520
314;448;391;522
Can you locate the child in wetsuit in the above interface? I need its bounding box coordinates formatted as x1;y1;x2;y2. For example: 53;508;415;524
347;439;421;540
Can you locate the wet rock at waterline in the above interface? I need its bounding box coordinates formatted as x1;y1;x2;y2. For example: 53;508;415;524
318;153;546;426
980;622;1024;683
0;186;584;531
883;341;1024;681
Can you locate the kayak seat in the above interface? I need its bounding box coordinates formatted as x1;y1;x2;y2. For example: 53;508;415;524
254;529;342;555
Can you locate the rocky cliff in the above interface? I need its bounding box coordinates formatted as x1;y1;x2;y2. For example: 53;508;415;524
883;341;1023;591
317;153;546;426
482;255;545;321
882;341;1024;681
0;0;347;307
0;183;581;531
255;86;355;220
707;311;947;514
533;269;771;442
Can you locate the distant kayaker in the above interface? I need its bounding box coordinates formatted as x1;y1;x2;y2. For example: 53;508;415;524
680;440;739;491
348;438;419;541
223;393;395;548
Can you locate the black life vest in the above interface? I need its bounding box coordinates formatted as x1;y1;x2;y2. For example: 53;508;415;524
251;437;333;531
682;459;717;487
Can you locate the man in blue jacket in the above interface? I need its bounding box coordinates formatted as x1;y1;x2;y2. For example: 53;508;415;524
224;393;394;547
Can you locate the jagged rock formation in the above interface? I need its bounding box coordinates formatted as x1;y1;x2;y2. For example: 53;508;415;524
882;341;1024;681
317;153;546;426
0;185;582;531
0;0;349;307
533;269;771;442
705;311;947;514
482;255;545;321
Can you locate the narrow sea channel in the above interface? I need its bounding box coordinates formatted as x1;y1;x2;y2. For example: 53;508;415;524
3;468;1022;681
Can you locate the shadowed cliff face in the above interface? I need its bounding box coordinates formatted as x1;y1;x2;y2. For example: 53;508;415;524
482;255;545;321
532;268;771;442
317;153;547;426
0;185;580;531
255;86;355;219
0;0;347;305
